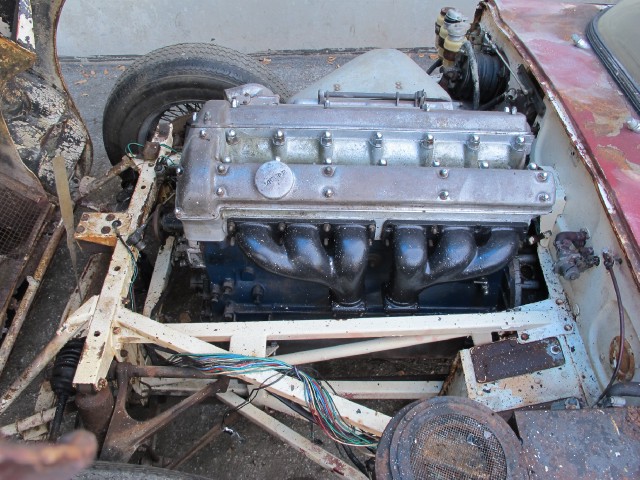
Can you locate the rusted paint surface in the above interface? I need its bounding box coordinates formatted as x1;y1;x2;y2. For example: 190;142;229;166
471;337;565;383
489;0;640;288
74;212;133;247
516;407;640;479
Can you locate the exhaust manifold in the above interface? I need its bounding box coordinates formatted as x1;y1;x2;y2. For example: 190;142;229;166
236;222;520;311
236;223;370;309
386;225;520;307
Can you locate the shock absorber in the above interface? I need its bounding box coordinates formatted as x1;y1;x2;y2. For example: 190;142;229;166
49;337;85;441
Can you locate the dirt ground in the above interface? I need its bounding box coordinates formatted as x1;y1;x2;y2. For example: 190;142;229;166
0;49;447;479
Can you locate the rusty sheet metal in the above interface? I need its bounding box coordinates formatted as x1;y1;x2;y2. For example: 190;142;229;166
470;337;565;383
75;212;133;248
0;35;43;194
516;407;640;479
489;0;640;289
0;172;51;331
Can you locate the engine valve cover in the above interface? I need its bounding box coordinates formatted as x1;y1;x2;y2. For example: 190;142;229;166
176;94;553;242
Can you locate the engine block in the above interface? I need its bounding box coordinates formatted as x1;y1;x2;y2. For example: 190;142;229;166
175;87;555;317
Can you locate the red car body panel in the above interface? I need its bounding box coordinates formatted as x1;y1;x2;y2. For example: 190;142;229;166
489;0;640;287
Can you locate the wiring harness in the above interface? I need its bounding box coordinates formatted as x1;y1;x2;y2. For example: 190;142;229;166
169;352;378;447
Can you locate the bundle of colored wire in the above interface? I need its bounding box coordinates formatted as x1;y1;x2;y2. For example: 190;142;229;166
169;352;377;447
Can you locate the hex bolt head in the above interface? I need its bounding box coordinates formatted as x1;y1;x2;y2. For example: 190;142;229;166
324;157;333;165
379;159;388;166
538;193;550;202
223;156;232;163
468;134;480;146
216;164;228;175
438;190;450;200
226;129;238;145
323;165;334;176
323;187;334;198
571;33;589;49
203;111;212;123
216;187;225;197
520;333;530;341
321;131;333;147
438;168;449;178
273;130;285;144
199;129;207;139
625;118;640;133
527;162;539;171
432;159;441;167
479;161;489;169
514;135;526;147
536;171;549;182
175;166;184;176
372;131;383;147
421;134;435;148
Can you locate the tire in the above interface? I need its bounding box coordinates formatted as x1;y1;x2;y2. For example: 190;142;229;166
102;42;291;166
74;461;211;480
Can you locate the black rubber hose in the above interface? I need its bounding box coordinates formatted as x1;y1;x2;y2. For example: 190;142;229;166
607;382;640;398
479;92;506;111
49;394;68;441
338;443;369;476
461;41;480;110
593;252;625;407
426;58;442;75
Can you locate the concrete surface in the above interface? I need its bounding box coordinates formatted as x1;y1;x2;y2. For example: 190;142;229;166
57;0;480;57
0;49;443;479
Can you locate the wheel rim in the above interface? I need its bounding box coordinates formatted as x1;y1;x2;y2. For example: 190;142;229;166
136;100;205;148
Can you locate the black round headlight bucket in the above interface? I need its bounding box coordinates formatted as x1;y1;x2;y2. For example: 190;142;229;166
375;397;525;480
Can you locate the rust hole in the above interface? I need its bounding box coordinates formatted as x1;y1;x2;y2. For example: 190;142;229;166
141;185;147;190
114;266;121;272
93;331;101;337
610;336;635;381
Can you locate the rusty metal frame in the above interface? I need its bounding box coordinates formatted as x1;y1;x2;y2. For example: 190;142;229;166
0;145;602;475
0;153;594;414
100;363;230;463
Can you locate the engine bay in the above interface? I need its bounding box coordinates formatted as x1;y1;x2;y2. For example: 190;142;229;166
2;1;639;478
169;44;554;321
